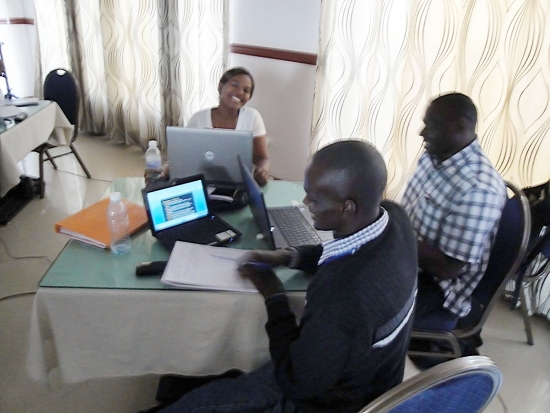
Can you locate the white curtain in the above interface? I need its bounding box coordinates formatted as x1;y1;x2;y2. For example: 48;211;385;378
312;0;550;318
33;0;227;149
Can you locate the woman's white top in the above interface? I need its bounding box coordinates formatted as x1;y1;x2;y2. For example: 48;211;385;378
186;106;267;138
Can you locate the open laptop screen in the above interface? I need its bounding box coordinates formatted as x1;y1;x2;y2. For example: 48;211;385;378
167;126;253;185
145;178;209;232
238;156;275;249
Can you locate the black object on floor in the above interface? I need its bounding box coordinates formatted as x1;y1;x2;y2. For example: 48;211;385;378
0;176;40;225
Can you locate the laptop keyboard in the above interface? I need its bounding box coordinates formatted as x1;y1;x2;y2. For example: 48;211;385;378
165;215;238;246
269;207;322;247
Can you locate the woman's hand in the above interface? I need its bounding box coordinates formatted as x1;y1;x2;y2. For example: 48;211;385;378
253;136;270;186
144;162;170;185
254;165;270;186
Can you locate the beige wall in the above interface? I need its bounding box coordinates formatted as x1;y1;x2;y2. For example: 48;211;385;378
228;0;321;181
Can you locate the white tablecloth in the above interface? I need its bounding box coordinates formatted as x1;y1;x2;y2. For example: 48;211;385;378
27;287;306;383
0;102;73;196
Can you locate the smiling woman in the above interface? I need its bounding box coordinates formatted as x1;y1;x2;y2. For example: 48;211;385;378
186;67;271;186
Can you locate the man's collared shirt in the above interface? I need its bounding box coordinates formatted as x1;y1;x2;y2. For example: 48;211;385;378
318;207;389;265
402;139;506;317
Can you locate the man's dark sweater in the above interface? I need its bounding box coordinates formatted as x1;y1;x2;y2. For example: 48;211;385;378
264;201;418;413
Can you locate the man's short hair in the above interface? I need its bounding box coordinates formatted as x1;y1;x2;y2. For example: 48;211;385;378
431;92;477;124
313;140;387;207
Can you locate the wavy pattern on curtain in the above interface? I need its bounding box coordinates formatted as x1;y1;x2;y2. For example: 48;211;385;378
33;0;226;149
312;0;550;320
312;0;550;197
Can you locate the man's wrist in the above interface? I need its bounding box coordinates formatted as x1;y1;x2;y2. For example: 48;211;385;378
284;247;299;268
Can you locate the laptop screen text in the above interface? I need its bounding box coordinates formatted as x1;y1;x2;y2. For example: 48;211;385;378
146;180;209;231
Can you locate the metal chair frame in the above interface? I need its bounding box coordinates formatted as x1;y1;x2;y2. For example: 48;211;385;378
408;181;531;359
0;42;17;99
359;356;503;413
514;226;550;345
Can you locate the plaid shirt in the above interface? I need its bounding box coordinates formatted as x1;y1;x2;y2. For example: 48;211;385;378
402;139;506;317
318;207;389;265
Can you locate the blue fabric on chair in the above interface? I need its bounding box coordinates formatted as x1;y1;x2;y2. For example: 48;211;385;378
543;237;550;257
389;374;494;413
471;193;523;309
359;356;503;413
44;69;79;125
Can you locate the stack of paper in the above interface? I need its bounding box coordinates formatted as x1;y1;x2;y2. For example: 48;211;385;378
161;241;258;292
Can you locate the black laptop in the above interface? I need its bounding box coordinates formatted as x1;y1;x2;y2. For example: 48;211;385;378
141;175;241;250
238;156;333;249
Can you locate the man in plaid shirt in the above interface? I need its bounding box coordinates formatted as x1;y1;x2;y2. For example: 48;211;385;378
402;93;506;331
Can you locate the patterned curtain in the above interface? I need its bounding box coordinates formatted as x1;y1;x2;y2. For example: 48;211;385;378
33;0;227;149
312;0;550;319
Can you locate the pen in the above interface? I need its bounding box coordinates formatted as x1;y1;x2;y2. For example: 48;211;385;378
239;261;272;270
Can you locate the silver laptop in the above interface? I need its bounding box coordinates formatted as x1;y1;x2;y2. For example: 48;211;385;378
167;126;253;186
238;156;333;249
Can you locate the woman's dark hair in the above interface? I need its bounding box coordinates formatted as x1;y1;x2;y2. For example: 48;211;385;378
219;67;255;97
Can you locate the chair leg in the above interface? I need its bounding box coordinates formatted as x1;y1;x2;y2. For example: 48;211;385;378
44;149;58;170
38;148;46;198
519;286;534;345
70;143;92;178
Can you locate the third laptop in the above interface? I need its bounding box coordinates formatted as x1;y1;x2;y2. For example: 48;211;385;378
141;174;241;250
238;156;333;249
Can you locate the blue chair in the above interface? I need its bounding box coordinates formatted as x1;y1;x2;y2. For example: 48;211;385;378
359;356;503;413
408;181;531;360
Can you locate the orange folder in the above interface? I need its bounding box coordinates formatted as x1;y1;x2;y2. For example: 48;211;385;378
54;197;148;249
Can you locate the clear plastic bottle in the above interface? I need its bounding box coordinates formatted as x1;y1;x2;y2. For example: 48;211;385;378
145;140;162;183
107;192;131;254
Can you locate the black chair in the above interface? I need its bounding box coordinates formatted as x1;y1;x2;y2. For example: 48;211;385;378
33;68;91;198
359;356;502;413
510;179;550;345
408;181;531;361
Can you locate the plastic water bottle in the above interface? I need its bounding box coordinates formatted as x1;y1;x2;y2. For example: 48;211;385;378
107;192;131;254
145;140;162;183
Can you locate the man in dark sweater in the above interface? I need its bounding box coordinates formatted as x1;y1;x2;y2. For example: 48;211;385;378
160;141;418;413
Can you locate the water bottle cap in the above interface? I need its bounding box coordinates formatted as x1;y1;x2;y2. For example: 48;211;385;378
110;192;122;202
148;140;158;148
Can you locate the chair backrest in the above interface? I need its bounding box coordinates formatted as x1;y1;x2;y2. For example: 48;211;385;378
451;181;530;335
43;68;80;133
359;356;503;413
465;182;530;324
524;179;550;245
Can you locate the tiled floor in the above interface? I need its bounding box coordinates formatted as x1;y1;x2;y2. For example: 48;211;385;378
1;134;549;412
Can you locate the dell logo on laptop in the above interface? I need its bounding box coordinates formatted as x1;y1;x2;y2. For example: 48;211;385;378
205;151;215;161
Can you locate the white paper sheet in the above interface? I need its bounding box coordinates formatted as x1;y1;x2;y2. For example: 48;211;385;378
161;241;258;292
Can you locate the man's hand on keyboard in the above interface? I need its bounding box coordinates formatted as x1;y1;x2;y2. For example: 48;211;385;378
238;249;293;268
